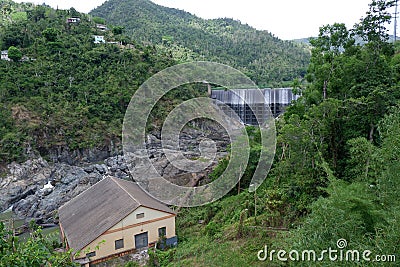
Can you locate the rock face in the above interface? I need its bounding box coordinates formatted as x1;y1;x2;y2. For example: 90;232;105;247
146;120;229;186
0;156;142;223
1;159;106;223
45;145;119;165
0;119;229;224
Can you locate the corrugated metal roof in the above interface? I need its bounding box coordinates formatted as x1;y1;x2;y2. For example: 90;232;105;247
58;176;175;253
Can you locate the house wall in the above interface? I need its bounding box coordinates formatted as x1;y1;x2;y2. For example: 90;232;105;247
78;206;175;262
93;36;105;44
1;52;9;61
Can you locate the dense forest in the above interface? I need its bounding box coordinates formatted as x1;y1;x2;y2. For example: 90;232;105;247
89;0;310;87
0;0;182;165
0;0;399;266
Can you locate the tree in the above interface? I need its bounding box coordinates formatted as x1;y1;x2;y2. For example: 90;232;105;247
0;222;78;267
92;16;105;24
1;3;12;23
7;45;22;61
68;7;80;17
42;27;59;42
353;0;396;56
307;23;354;100
27;5;46;22
112;25;125;35
1;22;28;49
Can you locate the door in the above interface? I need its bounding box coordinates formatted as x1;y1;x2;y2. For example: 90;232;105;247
134;232;148;249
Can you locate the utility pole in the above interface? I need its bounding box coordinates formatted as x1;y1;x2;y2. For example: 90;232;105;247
203;80;212;97
395;0;398;42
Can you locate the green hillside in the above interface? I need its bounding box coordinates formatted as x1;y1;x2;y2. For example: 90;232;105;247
0;1;179;164
90;0;310;86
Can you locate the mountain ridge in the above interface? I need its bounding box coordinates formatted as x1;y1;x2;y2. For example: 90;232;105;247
90;0;310;86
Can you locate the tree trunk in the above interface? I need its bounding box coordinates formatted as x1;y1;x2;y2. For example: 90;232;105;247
369;123;374;143
365;124;375;179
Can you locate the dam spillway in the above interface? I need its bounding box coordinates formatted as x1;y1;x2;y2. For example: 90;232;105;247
211;88;300;126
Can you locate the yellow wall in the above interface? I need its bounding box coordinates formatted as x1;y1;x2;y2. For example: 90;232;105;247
77;206;175;262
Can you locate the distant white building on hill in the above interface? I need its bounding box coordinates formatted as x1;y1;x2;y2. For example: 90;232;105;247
1;50;10;61
96;24;108;31
93;35;106;44
67;17;81;23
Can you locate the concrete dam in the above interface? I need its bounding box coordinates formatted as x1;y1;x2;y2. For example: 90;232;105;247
211;88;299;126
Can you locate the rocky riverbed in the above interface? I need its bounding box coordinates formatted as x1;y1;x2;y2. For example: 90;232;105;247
0;120;229;224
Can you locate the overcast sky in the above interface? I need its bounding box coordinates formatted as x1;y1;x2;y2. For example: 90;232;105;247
13;0;397;40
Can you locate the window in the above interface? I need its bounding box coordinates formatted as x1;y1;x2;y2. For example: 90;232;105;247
136;212;145;219
158;227;166;237
115;239;124;250
86;251;96;258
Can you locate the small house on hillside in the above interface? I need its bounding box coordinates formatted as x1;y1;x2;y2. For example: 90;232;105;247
67;17;81;23
1;50;10;61
93;35;105;44
58;177;177;266
96;24;108;31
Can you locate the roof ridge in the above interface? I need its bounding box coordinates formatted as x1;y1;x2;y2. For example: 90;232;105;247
110;177;141;205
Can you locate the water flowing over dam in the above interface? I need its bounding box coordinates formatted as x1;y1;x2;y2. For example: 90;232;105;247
211;88;300;125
